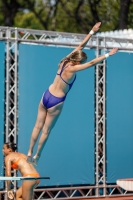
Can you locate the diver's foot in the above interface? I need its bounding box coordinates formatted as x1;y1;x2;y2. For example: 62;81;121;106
26;156;33;164
32;155;40;166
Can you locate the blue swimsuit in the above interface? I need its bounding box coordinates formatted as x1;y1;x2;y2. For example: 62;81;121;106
42;61;76;109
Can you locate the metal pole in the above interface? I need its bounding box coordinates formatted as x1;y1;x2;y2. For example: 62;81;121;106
5;28;10;142
95;36;99;196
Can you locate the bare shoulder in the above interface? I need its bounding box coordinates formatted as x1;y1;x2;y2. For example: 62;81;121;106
58;60;73;73
11;152;26;159
5;154;12;162
68;62;94;72
17;152;27;159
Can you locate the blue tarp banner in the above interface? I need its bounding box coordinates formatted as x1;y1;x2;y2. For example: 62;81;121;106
0;41;5;188
106;52;133;183
18;44;95;186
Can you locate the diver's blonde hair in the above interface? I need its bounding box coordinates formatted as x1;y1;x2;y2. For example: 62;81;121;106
59;50;87;67
66;50;87;62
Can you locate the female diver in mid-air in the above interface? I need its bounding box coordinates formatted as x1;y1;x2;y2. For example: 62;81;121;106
3;142;40;200
27;22;118;165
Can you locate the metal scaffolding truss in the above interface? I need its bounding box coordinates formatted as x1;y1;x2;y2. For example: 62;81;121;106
1;26;133;199
5;31;18;143
33;185;133;199
0;26;133;49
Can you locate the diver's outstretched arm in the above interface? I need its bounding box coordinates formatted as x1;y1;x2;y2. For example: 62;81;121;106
66;22;101;57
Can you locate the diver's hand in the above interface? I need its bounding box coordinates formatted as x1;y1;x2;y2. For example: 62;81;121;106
7;190;14;199
92;22;101;33
108;48;118;56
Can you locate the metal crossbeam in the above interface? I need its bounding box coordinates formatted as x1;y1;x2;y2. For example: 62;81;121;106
0;26;133;50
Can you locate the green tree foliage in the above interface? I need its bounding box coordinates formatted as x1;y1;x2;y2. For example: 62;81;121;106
0;0;133;33
55;0;120;33
128;1;133;29
14;12;44;30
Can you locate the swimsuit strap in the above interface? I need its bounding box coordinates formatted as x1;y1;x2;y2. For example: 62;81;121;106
13;157;22;165
57;60;68;76
68;75;76;90
57;60;76;89
11;157;22;170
